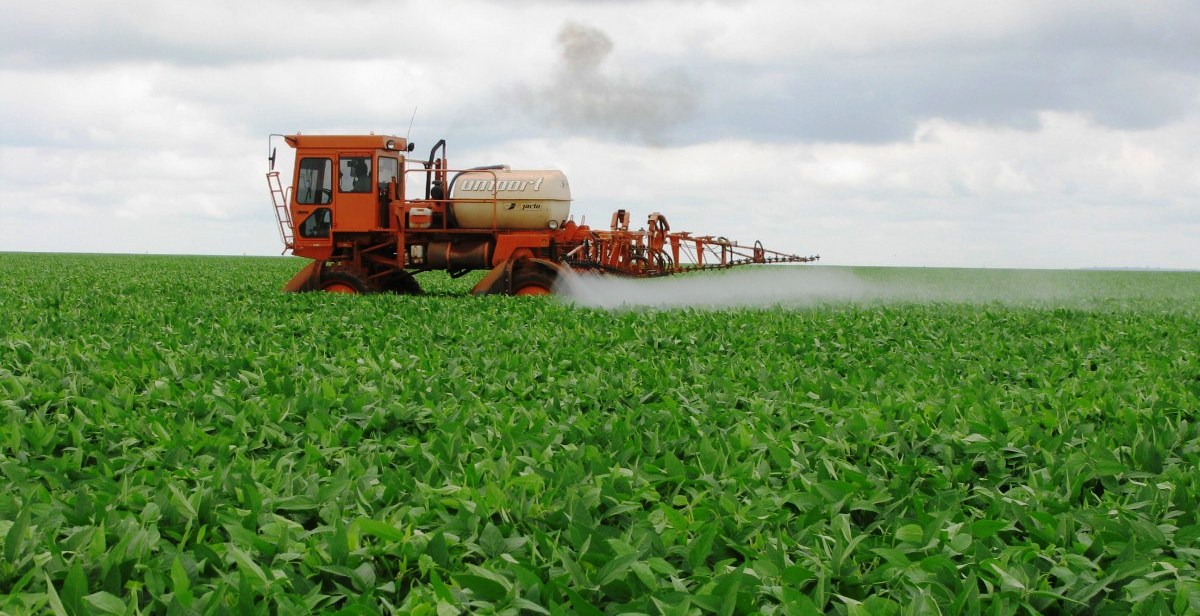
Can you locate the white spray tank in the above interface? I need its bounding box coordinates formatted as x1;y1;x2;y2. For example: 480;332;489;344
449;167;571;229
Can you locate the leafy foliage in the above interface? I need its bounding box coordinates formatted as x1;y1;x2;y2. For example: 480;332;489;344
1;253;1199;614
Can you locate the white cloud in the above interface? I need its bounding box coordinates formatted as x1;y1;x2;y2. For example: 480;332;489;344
462;110;1199;268
0;0;1197;270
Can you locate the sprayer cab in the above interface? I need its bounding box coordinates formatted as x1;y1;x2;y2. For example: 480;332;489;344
265;132;817;296
273;134;414;260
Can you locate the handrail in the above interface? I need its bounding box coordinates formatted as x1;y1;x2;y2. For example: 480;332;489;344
401;167;505;231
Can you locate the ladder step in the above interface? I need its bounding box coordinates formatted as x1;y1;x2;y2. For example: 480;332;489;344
267;171;294;251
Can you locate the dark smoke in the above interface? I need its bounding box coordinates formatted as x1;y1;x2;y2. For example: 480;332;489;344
525;22;699;144
558;22;611;73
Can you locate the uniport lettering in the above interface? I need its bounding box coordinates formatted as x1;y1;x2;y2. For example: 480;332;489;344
459;177;546;192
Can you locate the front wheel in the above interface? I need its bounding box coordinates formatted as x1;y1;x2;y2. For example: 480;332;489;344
320;270;369;294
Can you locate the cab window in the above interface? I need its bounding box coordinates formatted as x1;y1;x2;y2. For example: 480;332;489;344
340;157;372;193
299;208;332;238
297;158;332;205
378;157;399;193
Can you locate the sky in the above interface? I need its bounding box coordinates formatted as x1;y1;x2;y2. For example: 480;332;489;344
2;0;1198;269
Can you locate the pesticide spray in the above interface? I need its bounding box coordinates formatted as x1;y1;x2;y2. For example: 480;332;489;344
554;265;1103;310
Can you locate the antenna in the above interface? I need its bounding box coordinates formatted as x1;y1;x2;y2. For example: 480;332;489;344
405;106;418;144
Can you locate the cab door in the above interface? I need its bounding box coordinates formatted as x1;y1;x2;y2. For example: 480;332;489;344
292;156;334;256
335;153;377;231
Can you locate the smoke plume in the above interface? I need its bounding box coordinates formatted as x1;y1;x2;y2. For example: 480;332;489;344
524;22;699;144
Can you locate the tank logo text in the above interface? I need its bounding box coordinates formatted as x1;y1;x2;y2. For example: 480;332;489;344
459;177;546;192
504;203;544;211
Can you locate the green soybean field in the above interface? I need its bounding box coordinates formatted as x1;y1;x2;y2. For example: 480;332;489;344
1;252;1199;615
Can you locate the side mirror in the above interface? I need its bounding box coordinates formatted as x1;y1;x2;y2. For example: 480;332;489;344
269;147;277;171
406;143;415;152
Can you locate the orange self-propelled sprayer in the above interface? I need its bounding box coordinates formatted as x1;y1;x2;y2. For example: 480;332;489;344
266;133;817;295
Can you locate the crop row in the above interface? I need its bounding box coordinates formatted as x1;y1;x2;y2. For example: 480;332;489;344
1;253;1198;614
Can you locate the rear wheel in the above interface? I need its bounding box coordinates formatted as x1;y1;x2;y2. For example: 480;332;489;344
512;266;558;296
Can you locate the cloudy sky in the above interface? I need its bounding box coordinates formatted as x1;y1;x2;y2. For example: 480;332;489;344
2;0;1198;269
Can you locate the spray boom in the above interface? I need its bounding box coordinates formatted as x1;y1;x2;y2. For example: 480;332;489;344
563;210;818;276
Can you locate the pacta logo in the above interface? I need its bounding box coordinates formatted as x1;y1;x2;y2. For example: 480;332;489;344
459;177;546;192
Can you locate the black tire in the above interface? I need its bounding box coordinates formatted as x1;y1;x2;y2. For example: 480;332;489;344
511;265;558;296
380;271;423;295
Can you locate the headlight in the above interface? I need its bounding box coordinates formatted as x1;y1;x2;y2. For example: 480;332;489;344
385;139;396;150
548;220;560;230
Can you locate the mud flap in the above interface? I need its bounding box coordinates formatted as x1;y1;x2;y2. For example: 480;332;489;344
470;258;566;295
282;260;323;292
470;260;516;295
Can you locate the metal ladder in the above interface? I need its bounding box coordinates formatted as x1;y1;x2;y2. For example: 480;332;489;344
266;171;294;252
